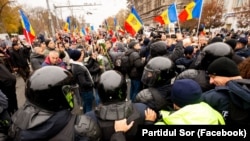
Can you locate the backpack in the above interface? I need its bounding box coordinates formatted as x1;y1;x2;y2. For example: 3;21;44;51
114;52;133;75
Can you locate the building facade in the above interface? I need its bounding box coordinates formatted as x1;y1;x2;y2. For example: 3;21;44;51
131;0;191;27
129;0;250;30
223;0;250;30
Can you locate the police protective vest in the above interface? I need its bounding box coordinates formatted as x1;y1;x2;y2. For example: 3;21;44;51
155;102;225;125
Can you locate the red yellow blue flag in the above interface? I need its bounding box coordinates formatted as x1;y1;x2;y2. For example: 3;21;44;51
64;16;70;33
178;0;203;22
154;3;177;25
124;6;143;36
19;9;36;44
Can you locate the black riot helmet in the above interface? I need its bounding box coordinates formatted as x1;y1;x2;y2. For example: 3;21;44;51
141;56;176;87
194;42;234;70
25;66;75;112
97;70;127;104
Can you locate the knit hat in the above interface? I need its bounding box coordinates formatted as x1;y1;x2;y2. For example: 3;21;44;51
171;79;202;108
70;49;82;61
128;41;138;49
225;39;237;49
207;57;240;77
37;33;45;43
184;46;194;55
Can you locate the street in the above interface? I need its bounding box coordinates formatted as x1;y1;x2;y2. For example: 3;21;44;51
16;75;26;108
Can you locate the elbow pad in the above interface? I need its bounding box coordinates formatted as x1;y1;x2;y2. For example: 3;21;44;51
75;115;101;141
176;69;198;80
135;89;153;104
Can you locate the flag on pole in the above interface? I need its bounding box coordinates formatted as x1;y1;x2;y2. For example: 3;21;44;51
64;16;70;33
85;26;90;34
19;9;36;44
114;17;118;31
124;6;143;36
74;25;79;34
91;25;94;31
154;3;177;25
80;27;86;36
104;19;109;30
178;0;203;22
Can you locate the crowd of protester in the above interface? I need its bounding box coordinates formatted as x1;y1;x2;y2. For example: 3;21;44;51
0;26;249;140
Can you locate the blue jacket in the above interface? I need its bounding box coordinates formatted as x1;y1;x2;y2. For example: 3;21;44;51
201;79;250;125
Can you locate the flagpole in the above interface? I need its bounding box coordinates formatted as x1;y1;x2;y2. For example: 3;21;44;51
196;0;204;37
174;1;181;32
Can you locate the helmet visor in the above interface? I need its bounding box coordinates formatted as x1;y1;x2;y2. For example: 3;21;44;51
141;68;160;87
62;85;74;109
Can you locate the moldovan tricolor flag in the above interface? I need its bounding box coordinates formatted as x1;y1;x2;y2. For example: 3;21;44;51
154;3;177;25
19;9;36;44
124;6;143;36
178;0;203;22
80;27;86;36
64;16;71;33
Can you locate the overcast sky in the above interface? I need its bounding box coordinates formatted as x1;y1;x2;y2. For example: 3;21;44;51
16;0;128;29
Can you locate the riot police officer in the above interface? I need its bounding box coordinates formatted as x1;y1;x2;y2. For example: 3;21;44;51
8;66;101;141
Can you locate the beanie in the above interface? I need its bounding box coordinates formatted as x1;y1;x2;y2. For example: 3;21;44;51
207;57;240;77
225;39;237;49
171;79;202;108
70;49;82;61
128;41;138;49
37;33;45;43
184;46;194;55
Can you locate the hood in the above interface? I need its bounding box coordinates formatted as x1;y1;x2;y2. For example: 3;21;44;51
227;79;250;109
11;102;71;140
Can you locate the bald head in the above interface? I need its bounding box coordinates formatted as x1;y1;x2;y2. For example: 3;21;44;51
48;51;59;65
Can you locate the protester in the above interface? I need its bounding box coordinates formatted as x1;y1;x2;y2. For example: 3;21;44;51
175;46;195;71
9;41;31;82
126;41;146;101
202;57;250;125
235;37;250;58
70;49;95;113
30;47;45;71
42;50;66;69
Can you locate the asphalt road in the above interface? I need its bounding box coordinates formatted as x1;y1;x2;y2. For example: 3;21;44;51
16;75;26;108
